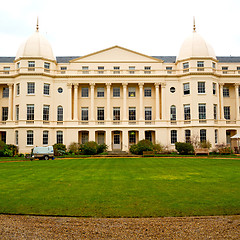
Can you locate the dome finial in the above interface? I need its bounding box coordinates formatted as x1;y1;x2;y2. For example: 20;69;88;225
193;16;196;32
36;17;39;32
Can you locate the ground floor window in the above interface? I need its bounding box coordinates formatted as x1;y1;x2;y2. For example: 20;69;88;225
145;131;152;142
56;131;63;144
27;130;33;145
200;129;206;142
43;131;49;145
171;130;177;144
97;132;105;144
15;131;18;145
129;131;136;144
215;129;218;144
81;131;89;144
185;129;191;143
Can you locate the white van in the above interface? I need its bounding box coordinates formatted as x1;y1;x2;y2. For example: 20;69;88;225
32;146;54;160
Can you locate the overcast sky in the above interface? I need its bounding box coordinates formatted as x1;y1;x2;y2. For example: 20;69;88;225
1;0;240;57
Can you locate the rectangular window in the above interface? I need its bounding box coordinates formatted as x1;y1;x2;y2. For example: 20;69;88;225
27;130;34;145
170;105;176;121
213;83;216;95
82;66;89;70
43;105;50;121
214;104;217;120
198;82;205;94
82;66;89;74
61;66;67;74
113;87;120;97
113;107;120;121
144;66;151;74
27;104;34;120
82;87;89;97
15;131;18;145
97;87;104;97
212;62;216;69
81;132;89;144
16;105;19;121
215;129;218;144
224;106;230;120
43;131;48;145
129;131;136;144
184;104;191;120
197;61;204;68
129;66;135;74
43;83;50;95
28;61;35;71
44;62;50;69
223;87;229;97
185;130;191;143
145;131;152;142
56;131;63;144
128;87;136;97
57;106;63;121
27;82;35;94
222;66;228;74
2;87;9;98
183;62;189;72
97;132;105;144
98;66;104;74
81;107;88;121
198;103;206;120
97;107;104;121
16;83;20;95
17;62;20;69
129;107;136;121
200;129;206;142
183;83;190;95
4;67;10;74
166;66;172;74
2;107;8;121
171;130;177;144
113;66;120;74
145;107;152;120
144;87;151;97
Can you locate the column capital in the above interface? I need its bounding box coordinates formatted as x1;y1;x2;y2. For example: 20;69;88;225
138;82;144;87
73;83;79;88
160;82;166;88
234;83;240;87
67;83;72;88
7;83;13;88
89;82;95;87
219;83;224;87
122;82;128;86
106;82;112;87
154;82;160;87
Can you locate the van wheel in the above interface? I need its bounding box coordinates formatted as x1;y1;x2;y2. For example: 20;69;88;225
44;155;49;160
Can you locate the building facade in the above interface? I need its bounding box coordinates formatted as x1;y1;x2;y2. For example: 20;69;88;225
0;25;240;153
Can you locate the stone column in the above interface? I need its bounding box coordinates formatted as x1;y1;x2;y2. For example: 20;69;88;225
235;83;240;120
154;83;160;121
7;83;13;121
106;83;111;122
138;83;144;123
122;83;128;123
161;82;166;121
73;83;78;121
106;130;112;151
219;83;224;120
67;83;72;121
90;83;95;124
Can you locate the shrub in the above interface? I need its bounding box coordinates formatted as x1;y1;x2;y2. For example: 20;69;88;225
153;143;164;153
175;142;194;155
68;142;80;154
53;143;67;156
216;143;233;155
97;143;108;154
82;141;98;155
129;139;153;155
0;141;18;157
200;140;212;149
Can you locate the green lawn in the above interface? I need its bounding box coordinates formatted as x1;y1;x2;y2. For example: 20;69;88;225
0;157;239;217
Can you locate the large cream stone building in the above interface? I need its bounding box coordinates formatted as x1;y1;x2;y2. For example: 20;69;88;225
1;23;240;153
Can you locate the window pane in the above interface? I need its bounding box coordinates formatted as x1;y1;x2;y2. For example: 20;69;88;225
97;87;104;97
43;83;50;95
113;87;120;97
129;107;136;120
128;87;136;97
27;83;35;94
144;87;151;97
97;107;104;120
145;107;152;120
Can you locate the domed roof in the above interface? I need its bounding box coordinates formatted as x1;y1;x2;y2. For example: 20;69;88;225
15;27;55;61
177;30;216;62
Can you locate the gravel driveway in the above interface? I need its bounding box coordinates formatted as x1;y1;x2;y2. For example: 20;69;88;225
0;214;239;239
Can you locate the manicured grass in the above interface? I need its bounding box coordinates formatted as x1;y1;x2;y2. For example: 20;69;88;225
0;157;239;217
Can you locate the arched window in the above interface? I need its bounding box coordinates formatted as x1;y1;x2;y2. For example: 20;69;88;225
170;105;176;121
57;106;63;121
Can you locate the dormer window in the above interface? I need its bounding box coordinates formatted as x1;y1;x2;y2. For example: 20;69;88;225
183;62;189;72
197;61;204;71
28;61;35;71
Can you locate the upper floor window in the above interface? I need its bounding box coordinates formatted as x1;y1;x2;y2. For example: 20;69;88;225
81;107;89;121
4;67;10;74
170;105;176;121
166;66;172;74
113;66;120;74
57;106;63;121
183;62;189;72
212;62;216;69
27;104;34;120
17;62;20;69
44;62;50;69
224;106;230;120
98;66;104;74
27;82;35;95
113;87;120;97
43;83;50;95
145;107;152;121
113;107;120;121
97;87;104;97
2;107;8;121
82;87;89;97
82;66;89;74
197;61;204;71
16;105;19;121
2;87;9;98
183;83;190;95
222;66;228;74
97;107;104;121
129;66;135;74
223;86;229;97
61;66;67;74
184;104;191;120
128;87;136;97
129;107;136;121
198;82;205;94
198;103;206;120
213;104;217;120
28;61;35;71
16;83;20;95
144;87;151;97
43;105;50;121
144;66;151;74
213;83;216;95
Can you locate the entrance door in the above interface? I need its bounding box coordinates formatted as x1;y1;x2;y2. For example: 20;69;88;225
113;131;121;150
